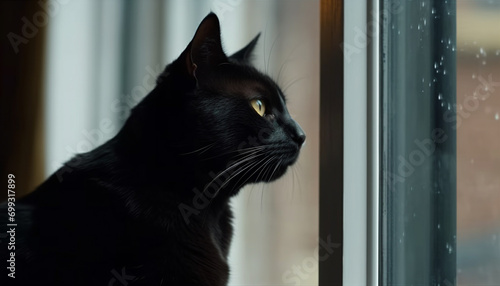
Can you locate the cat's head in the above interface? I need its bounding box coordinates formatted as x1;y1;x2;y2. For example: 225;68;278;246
130;13;305;191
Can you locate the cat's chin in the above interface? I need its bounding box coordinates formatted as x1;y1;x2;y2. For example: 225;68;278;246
259;158;297;183
264;166;290;182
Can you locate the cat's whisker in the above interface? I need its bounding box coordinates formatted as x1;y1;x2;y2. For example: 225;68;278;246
263;157;279;183
276;42;302;86
231;152;274;194
202;151;266;197
290;165;297;202
179;142;217;156
253;154;275;182
202;156;266;219
276;61;289;88
263;21;269;73
293;165;302;195
199;157;263;226
258;155;281;212
282;75;308;94
199;145;267;161
267;156;284;183
267;34;280;77
260;186;265;213
210;156;266;198
227;157;267;195
258;157;278;212
229;156;266;195
228;150;267;165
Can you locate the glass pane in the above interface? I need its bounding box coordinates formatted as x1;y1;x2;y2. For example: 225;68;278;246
381;1;457;285
456;1;500;284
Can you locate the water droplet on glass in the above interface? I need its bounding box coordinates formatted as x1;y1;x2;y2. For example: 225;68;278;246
443;69;447;75
424;19;427;26
432;7;436;14
421;1;425;7
495;113;499;120
496;50;500;56
418;24;421;30
434;62;438;69
437;224;441;229
438;93;443;100
472;73;476;79
447;103;451;110
441;102;445;107
482;60;486;65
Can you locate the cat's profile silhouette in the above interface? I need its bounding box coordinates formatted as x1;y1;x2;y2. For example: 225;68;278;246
0;13;305;286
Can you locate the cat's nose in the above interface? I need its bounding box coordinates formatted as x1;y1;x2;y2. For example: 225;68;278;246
291;121;306;147
295;130;306;147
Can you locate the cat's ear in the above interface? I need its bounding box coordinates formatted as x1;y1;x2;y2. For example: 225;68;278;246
185;13;227;79
229;33;260;64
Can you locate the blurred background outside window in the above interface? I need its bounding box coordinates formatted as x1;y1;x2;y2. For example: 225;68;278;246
457;0;500;284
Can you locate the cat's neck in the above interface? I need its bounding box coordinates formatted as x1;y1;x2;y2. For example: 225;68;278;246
86;120;234;217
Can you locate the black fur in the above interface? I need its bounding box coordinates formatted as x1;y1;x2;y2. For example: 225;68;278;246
0;13;305;286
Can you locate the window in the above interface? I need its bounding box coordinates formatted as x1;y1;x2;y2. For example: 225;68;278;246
380;1;456;285
333;0;500;285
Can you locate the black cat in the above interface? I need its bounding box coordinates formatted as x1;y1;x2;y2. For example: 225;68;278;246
0;13;305;286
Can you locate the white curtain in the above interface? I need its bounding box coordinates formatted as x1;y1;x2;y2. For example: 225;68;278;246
44;1;319;284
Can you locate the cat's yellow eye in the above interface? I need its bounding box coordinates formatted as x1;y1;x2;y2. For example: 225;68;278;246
251;99;266;117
